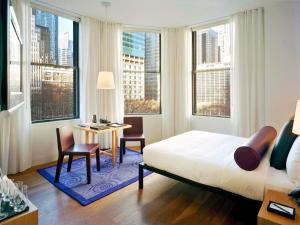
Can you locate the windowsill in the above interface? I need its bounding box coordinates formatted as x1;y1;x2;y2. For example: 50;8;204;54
192;115;231;120
125;114;162;117
31;117;81;125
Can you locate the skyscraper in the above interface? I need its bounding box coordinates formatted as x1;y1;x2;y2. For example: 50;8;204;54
58;32;73;66
195;24;231;117
145;33;160;101
35;25;51;63
123;32;145;100
33;9;58;64
30;9;75;121
196;29;218;65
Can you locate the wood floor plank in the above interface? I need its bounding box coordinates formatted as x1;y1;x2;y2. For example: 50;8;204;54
10;163;261;225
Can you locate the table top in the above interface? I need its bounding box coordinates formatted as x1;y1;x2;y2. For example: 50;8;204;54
258;189;299;225
74;123;132;134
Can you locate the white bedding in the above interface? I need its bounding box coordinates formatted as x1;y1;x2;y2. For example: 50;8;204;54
143;130;297;201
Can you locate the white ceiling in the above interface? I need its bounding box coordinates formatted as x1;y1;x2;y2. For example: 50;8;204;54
38;0;291;27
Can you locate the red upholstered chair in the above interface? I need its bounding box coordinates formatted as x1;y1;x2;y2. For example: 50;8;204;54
55;126;100;184
120;117;145;163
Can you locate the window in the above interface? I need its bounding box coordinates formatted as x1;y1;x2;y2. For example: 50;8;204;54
192;22;231;117
30;8;79;122
122;31;161;114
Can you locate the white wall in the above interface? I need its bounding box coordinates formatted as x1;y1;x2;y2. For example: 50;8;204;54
191;1;300;135
264;1;300;131
191;116;233;135
31;119;80;166
140;115;162;144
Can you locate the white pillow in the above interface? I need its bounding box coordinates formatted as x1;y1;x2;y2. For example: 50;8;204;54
286;136;300;183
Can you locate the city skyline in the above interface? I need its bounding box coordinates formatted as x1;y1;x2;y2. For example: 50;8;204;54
32;9;74;66
123;31;161;114
31;9;76;122
194;23;231;117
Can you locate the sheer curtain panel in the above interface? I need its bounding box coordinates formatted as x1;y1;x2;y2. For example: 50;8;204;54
174;27;192;134
231;8;265;137
161;27;192;137
0;0;32;174
80;17;123;148
161;28;176;138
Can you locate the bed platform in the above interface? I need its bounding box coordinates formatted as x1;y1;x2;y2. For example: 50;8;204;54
139;131;296;201
139;162;260;202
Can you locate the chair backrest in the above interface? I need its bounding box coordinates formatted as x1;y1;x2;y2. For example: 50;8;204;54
56;125;75;153
123;117;143;136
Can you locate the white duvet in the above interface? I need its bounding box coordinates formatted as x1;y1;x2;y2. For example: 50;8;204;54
143;130;297;201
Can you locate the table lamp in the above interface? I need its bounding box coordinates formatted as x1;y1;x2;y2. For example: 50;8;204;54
292;100;300;135
97;71;115;89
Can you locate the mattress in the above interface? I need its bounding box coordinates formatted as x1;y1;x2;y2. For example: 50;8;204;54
143;130;297;201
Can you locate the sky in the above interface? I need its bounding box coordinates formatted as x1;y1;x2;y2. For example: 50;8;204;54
58;17;73;41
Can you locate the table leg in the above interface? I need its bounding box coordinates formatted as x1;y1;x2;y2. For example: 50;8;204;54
92;132;95;144
85;131;89;144
112;130;116;166
115;131;118;159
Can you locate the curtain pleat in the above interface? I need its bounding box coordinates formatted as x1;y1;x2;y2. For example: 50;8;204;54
80;17;123;148
231;8;265;137
0;0;32;174
161;27;192;137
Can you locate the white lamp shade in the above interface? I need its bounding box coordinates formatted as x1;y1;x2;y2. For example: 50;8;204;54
97;71;115;89
293;100;300;135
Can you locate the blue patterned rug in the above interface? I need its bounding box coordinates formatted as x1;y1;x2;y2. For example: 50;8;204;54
38;148;150;206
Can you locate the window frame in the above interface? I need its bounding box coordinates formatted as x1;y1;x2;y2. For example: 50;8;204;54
30;8;80;124
122;30;162;115
192;21;231;118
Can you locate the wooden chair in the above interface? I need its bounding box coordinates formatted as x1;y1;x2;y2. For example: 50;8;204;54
55;126;100;184
120;117;145;163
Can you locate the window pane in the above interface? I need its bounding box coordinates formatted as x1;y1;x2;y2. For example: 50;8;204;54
31;8;78;122
193;23;231;117
30;65;74;120
123;32;161;114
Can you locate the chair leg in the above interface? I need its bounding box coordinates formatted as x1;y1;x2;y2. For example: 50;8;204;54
55;155;64;183
96;150;100;171
141;139;145;154
120;141;123;163
122;140;126;155
139;163;144;189
67;155;73;172
86;154;91;184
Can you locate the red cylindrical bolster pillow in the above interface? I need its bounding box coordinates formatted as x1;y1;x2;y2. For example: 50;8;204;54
234;126;277;171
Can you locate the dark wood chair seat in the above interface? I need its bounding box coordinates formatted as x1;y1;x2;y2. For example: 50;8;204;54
120;117;145;163
120;134;144;141
64;144;99;155
55;126;100;184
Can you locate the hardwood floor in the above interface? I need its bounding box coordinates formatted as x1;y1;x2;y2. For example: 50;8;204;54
10;158;261;225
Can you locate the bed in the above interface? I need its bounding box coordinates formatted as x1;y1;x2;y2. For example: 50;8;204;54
139;130;297;201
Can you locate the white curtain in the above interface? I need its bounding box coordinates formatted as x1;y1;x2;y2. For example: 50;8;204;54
174;27;192;134
161;27;192;138
0;115;10;174
0;0;32;174
80;17;123;148
161;28;176;138
231;8;265;137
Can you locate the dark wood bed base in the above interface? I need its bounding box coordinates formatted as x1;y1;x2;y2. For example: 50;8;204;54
139;162;261;203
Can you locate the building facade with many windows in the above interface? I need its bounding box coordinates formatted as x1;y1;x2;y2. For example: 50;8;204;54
145;33;160;101
31;8;79;122
33;9;58;64
123;32;145;100
193;22;231;117
122;31;161;114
